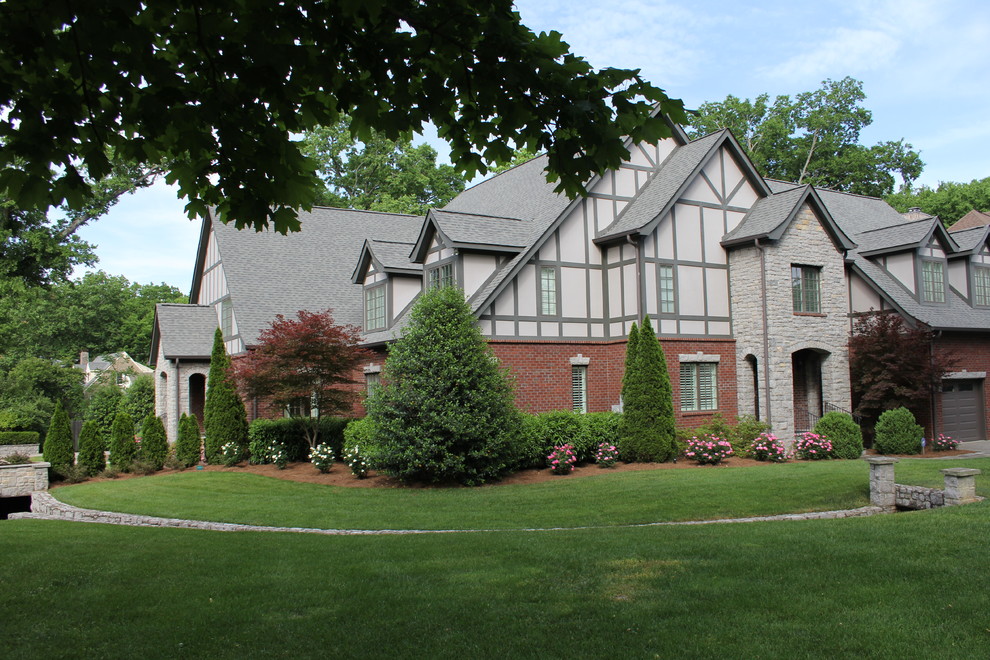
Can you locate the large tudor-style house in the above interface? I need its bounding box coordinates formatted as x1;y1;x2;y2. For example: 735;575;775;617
151;121;990;445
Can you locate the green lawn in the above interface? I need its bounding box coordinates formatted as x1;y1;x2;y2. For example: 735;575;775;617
3;459;987;658
51;458;990;530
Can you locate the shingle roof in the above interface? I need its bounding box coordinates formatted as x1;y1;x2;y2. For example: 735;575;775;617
947;225;990;253
853;218;936;255
949;209;990;232
596;131;725;241
154;304;218;359
209;207;424;345
367;240;420;272
429;210;533;249
722;186;809;244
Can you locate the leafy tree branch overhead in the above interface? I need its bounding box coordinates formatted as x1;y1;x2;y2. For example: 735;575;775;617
0;0;687;236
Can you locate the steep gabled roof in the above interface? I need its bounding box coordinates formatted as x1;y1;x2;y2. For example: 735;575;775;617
194;207;424;346
410;209;533;262
595;130;772;243
351;239;421;284
722;185;856;251
855;217;956;257
947;225;990;253
150;303;218;363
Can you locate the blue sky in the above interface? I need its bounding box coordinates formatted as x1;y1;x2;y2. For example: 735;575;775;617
77;0;990;292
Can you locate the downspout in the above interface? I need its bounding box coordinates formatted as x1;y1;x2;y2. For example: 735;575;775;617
930;330;941;439
627;234;643;321
756;239;772;425
174;358;181;439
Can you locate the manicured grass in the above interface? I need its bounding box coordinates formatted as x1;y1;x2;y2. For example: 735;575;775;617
53;458;990;530
3;500;989;658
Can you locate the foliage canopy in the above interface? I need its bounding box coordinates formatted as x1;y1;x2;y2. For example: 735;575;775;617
0;0;686;236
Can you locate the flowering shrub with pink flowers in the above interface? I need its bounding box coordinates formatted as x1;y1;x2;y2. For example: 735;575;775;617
547;444;577;475
749;432;789;462
930;433;958;451
684;434;733;465
594;442;619;468
794;432;833;460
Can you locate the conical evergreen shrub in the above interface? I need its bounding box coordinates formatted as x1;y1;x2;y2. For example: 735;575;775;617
175;413;202;467
42;401;74;471
109;410;136;470
77;420;106;476
368;287;521;485
620;321;640;407
85;385;123;449
619;317;675;462
139;414;168;470
204;328;249;463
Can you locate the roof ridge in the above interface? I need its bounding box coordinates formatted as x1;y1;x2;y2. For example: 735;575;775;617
856;217;936;235
434;209;529;222
308;205;422;218
370;239;416;246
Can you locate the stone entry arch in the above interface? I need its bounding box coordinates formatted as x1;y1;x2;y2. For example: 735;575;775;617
189;373;206;427
792;348;829;432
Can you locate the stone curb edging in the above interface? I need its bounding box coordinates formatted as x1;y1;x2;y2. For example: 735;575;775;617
9;492;885;535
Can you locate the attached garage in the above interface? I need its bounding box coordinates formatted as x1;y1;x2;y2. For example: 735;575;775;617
941;377;986;443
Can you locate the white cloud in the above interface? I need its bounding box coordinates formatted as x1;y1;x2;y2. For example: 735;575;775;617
762;27;900;81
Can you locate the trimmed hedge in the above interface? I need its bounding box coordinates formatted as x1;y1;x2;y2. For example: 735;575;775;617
0;431;40;445
248;417;350;465
513;411;621;469
342;417;378;468
813;412;864;459
676;414;770;458
873;407;923;455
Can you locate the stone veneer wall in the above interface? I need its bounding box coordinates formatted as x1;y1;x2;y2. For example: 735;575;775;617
154;341;210;443
0;444;39;458
728;204;851;438
0;462;49;497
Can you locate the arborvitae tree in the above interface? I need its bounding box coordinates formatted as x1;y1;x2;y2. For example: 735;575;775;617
139;414;168;470
619;317;676;462
203;328;249;463
175;413;202;468
620;321;640;408
108;409;136;469
77;420;106;476
122;374;155;427
85;384;124;449
42;401;74;470
368;286;521;485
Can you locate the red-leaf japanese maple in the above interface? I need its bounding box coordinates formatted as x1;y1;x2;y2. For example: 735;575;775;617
230;309;368;447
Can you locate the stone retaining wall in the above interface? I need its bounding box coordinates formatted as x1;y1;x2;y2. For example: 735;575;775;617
0;444;39;458
895;484;944;510
865;457;983;511
0;462;49;497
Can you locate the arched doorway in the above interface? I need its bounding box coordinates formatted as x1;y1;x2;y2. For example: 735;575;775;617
745;354;760;420
792;348;828;432
189;373;206;427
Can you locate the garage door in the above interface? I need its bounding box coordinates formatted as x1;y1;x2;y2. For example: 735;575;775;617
941;379;985;442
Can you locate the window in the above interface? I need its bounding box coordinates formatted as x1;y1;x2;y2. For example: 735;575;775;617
287;397;311;418
220;298;233;337
974;266;990;306
658;264;675;314
540;267;558;315
791;265;821;313
680;362;717;411
921;260;945;303
429;262;454;289
571;366;587;413
365;286;386;330
365;372;380;396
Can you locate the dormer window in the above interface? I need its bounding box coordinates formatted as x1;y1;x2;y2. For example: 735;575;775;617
921;260;945;303
365;286;386;330
429;262;454;289
974;265;990;306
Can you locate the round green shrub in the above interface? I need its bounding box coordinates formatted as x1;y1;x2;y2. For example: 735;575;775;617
530;411;588;463
42;401;74;471
342;417;378;470
813;412;864;459
77;420;106;476
139;414;168;470
873;407;923;455
581;412;621;463
175;413;202;467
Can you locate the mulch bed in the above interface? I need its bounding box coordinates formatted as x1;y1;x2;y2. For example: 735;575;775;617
51;447;976;490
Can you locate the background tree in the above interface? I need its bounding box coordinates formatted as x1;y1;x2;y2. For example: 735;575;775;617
76;420;105;476
886;177;990;227
84;385;124;449
231;309;366;449
299;122;466;214
0;0;686;246
849;312;956;429
121;375;155;428
368;287;521;485
42;401;74;471
0;271;186;362
0;357;84;436
108;409;136;470
139;415;168;471
204;329;249;463
489;148;541;175
175;413;202;468
688;77;923;197
619;318;675;462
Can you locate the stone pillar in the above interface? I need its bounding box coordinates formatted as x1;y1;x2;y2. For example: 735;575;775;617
864;457;899;510
940;468;982;506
